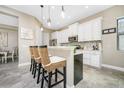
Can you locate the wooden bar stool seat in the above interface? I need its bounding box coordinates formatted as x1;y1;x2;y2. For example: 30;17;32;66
38;45;66;88
44;56;66;72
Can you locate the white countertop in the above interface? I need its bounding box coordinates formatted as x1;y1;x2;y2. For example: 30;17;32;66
48;46;76;51
48;46;102;55
76;49;102;55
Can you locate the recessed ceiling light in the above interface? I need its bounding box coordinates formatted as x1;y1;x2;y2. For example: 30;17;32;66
85;6;89;9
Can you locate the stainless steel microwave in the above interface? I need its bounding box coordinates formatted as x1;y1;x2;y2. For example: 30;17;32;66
68;35;78;42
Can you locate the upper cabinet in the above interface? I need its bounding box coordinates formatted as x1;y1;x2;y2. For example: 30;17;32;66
52;28;69;44
78;17;102;42
68;23;79;36
51;31;58;40
51;17;102;44
92;18;102;40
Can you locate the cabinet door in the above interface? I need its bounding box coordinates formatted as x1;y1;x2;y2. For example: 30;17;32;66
83;53;91;65
85;21;92;41
61;31;64;43
51;32;54;40
78;24;85;42
51;32;57;40
91;54;100;67
69;23;78;36
64;29;69;43
43;32;50;46
57;31;62;44
79;22;92;42
92;18;102;40
60;29;68;43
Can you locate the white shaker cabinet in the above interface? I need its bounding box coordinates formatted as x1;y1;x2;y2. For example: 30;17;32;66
78;23;85;42
83;52;91;65
78;21;92;41
57;31;61;44
83;51;101;68
58;29;69;44
51;31;58;40
92;18;102;40
42;32;50;46
84;21;92;41
78;17;102;42
91;54;101;68
63;29;69;43
69;23;79;36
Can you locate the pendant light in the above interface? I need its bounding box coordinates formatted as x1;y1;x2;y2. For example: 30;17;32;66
61;6;65;18
40;27;43;31
47;6;51;26
40;5;44;31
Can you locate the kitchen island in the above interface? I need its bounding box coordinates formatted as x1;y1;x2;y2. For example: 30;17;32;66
48;46;83;87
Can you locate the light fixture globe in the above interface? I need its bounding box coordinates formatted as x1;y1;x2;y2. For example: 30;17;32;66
40;27;43;31
61;6;65;18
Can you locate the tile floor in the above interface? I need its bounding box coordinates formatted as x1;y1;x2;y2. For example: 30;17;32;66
0;62;124;88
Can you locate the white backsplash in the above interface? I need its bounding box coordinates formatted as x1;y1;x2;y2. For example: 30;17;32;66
61;41;102;51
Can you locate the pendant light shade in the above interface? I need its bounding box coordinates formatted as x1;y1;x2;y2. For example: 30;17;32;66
61;6;65;18
40;5;44;31
47;19;51;26
47;6;51;26
40;27;43;31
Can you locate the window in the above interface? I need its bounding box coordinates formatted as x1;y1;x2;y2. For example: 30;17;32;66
117;17;124;51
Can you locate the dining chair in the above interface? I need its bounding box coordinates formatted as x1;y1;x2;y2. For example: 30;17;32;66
0;54;4;63
38;45;66;88
2;49;15;63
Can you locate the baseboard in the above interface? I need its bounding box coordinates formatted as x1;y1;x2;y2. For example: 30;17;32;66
18;62;30;67
66;84;75;88
102;64;124;72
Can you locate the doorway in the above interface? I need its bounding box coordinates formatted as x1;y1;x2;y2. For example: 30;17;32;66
0;12;19;65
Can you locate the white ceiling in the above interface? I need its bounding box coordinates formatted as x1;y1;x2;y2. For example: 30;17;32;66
6;5;113;30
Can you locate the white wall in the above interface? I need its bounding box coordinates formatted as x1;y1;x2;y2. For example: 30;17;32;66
0;6;42;66
0;28;18;51
0;13;18;27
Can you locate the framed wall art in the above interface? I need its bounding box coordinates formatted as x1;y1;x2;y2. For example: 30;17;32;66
0;32;8;47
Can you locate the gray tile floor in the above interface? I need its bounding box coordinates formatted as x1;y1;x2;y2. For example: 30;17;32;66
0;62;124;88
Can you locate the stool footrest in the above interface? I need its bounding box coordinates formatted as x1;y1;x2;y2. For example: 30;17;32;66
50;79;64;88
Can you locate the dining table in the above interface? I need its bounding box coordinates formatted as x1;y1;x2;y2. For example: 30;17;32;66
0;51;8;63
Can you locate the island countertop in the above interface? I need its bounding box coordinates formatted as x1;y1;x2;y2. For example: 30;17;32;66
48;46;76;51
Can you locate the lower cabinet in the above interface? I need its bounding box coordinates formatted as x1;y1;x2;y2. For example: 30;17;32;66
83;53;91;65
83;52;101;68
91;54;101;67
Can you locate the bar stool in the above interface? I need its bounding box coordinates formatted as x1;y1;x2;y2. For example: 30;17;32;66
29;46;34;73
38;45;66;88
32;46;42;84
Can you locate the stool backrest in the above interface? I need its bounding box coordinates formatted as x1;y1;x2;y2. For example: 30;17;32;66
38;45;50;66
32;46;40;59
29;46;34;58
